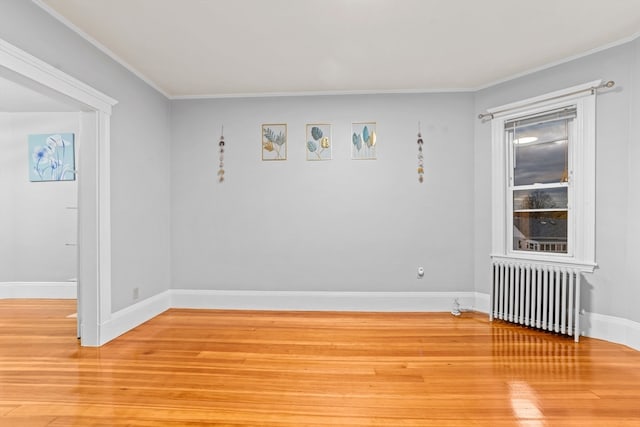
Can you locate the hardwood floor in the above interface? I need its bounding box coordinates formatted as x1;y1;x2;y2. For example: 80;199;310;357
1;300;639;426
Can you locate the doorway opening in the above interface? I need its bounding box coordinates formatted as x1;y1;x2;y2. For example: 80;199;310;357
0;38;117;346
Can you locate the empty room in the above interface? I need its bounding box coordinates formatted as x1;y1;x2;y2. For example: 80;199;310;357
1;0;640;425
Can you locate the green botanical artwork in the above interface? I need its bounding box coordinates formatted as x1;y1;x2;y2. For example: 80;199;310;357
262;124;287;160
351;122;377;160
306;124;332;161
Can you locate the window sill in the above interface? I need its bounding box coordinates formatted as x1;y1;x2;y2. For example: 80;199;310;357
490;253;597;273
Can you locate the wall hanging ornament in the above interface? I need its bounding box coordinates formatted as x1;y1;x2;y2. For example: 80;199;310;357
417;122;424;183
218;126;225;183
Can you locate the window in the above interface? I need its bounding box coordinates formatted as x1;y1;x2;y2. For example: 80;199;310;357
507;107;574;255
489;81;598;268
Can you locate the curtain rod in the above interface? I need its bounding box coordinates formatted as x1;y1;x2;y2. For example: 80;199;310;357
477;80;615;120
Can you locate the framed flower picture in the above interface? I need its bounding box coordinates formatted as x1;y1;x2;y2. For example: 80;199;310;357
28;133;76;182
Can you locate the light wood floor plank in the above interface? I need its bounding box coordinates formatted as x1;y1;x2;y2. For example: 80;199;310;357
1;300;640;426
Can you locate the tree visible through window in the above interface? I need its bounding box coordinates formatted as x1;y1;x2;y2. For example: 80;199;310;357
506;107;575;254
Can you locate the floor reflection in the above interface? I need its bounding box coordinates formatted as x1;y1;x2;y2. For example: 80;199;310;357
509;380;544;426
492;324;582;425
492;323;580;380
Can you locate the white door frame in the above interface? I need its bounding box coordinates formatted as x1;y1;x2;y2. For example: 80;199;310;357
0;38;117;346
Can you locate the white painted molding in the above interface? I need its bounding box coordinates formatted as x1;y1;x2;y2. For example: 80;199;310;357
0;38;117;113
478;289;640;351
476;32;639;91
65;289;640;352
489;86;598;270
490;255;597;273
4;283;637;352
170;290;481;312
0;37;117;347
171;87;472;100
31;0;170;99
0;282;76;299
487;80;601;119
98;291;171;346
473;292;490;314
582;311;640;352
93;290;491;345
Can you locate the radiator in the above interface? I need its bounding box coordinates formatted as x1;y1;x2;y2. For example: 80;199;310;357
490;259;582;342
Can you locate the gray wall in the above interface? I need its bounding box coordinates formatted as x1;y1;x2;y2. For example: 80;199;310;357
0;112;78;282
2;0;638;326
626;39;640;324
473;40;639;323
170;93;475;293
0;0;172;311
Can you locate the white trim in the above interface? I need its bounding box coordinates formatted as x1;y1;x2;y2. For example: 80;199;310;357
0;37;117;347
487;80;601;118
31;0;170;99
99;291;171;345
97;111;112;322
0;282;77;299
0;38;117;113
489;83;597;269
93;290;489;345
490;255;596;273
170;290;482;312
171;87;472;100
478;292;640;351
473;292;490;313
491;118;508;255
475;32;640;91
582;311;640;351
76;290;640;352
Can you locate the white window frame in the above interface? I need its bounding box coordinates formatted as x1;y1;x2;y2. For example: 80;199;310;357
490;81;598;271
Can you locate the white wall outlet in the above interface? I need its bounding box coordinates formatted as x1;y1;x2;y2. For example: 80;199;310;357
133;287;139;300
417;267;424;278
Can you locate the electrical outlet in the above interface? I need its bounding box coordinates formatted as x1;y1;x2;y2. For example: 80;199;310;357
417;266;424;278
133;287;139;300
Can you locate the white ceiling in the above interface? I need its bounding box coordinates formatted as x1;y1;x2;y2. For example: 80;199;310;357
36;0;640;98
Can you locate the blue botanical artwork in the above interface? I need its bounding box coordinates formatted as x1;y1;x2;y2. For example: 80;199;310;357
262;124;287;160
28;133;76;182
351;122;377;160
306;123;332;161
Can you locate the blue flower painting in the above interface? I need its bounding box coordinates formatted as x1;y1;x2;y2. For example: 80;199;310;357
28;133;76;182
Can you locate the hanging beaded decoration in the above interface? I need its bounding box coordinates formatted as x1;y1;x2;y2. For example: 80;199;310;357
417;122;424;183
217;126;225;183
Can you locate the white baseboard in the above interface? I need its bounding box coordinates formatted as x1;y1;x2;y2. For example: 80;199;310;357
582;311;640;351
0;281;76;299
87;289;640;351
170;290;482;312
99;291;171;345
94;290;487;345
477;290;640;351
473;292;490;313
5;283;636;350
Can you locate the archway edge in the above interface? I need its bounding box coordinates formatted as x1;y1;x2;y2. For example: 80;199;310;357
0;38;117;346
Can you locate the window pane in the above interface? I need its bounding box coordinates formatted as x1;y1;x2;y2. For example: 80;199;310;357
513;188;567;211
513;211;568;253
513;119;569;186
